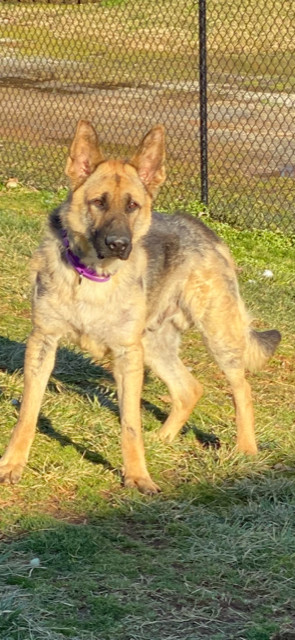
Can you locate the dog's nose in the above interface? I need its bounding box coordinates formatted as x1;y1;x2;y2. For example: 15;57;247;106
105;234;131;258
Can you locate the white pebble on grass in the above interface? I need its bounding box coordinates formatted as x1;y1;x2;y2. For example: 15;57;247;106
30;558;40;568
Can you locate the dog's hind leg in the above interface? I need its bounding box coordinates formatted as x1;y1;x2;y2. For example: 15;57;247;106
187;283;258;455
143;324;203;443
0;329;59;483
222;366;256;454
205;341;257;455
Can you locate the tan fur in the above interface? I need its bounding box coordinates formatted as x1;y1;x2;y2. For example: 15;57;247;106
0;120;280;492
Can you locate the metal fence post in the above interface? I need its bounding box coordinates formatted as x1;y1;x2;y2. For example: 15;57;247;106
199;0;208;206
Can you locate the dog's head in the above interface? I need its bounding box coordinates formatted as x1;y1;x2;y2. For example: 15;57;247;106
64;120;165;274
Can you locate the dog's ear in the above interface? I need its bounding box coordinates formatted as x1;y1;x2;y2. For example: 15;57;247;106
65;120;104;189
131;125;166;196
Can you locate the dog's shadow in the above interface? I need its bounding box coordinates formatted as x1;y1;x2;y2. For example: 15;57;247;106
0;335;219;472
0;336;167;472
38;415;117;473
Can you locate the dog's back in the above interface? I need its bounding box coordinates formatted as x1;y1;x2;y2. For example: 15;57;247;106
143;211;280;373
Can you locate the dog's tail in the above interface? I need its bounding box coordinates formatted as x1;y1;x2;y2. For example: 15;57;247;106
244;328;281;372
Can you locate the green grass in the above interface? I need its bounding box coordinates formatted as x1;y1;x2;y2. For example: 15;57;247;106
0;186;295;640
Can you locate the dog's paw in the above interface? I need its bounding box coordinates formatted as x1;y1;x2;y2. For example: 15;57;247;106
124;474;161;495
237;440;258;455
0;461;24;484
157;426;176;443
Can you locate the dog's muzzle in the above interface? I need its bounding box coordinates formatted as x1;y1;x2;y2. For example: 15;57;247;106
92;230;132;260
105;233;132;260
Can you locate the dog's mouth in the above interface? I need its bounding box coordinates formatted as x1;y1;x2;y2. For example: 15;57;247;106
95;246;132;262
94;254;127;278
91;251;128;278
94;262;117;278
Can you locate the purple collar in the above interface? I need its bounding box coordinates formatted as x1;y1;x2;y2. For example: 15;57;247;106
61;230;111;283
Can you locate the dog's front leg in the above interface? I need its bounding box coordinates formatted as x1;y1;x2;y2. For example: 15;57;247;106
0;329;59;483
113;343;160;495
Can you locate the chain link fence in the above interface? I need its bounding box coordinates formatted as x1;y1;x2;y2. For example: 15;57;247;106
0;0;294;232
207;0;295;232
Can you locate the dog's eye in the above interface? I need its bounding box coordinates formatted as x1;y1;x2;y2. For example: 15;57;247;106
90;197;106;210
127;200;139;212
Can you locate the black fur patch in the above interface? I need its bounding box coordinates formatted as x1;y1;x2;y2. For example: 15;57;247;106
49;207;63;236
35;272;47;298
253;329;282;356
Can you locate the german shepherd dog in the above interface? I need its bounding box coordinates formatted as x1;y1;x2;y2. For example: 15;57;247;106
0;121;281;493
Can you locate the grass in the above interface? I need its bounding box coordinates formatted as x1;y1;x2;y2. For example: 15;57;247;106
0;184;294;639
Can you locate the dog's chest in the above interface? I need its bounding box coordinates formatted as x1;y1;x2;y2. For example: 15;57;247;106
62;278;144;344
